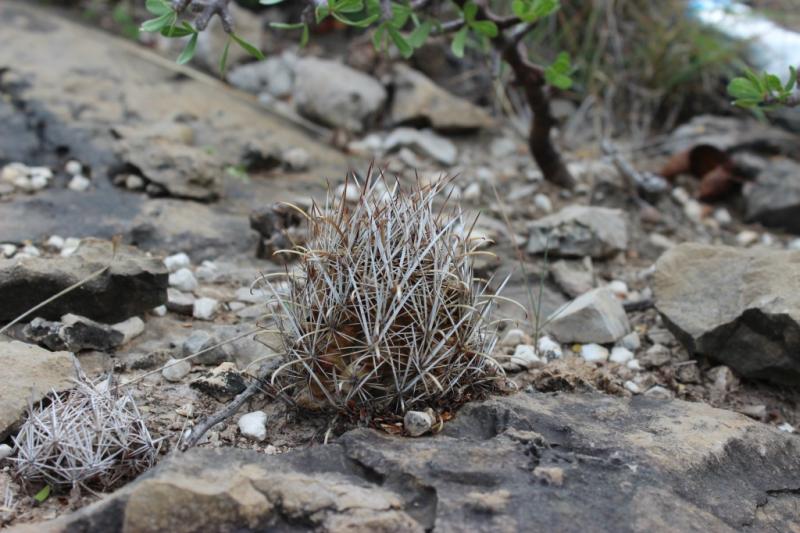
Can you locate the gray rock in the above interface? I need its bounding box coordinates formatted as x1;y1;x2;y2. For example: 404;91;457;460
228;56;294;98
167;288;195;315
190;362;246;401
744;158;800;233
545;287;631;344
0;341;74;440
182;330;232;366
527;206;629;258
640;344;672;368
169;268;198;292
162;357;191;383
111;316;145;344
60;313;124;352
22;317;66;351
383;128;458;166
0;239;167;323
293;58;386;133
28;393;800;532
0;443;12;460
550;260;595;297
391;64;493;131
192;297;219;320
404;410;434;437
654;243;800;385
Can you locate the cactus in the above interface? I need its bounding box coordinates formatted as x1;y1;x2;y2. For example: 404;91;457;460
264;172;506;418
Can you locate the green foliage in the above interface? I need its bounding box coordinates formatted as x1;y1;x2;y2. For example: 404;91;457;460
141;0;264;73
727;66;798;109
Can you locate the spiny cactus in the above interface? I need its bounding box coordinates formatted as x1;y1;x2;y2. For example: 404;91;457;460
263;172;506;418
11;376;160;492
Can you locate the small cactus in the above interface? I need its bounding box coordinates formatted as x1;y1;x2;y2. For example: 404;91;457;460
264;173;506;418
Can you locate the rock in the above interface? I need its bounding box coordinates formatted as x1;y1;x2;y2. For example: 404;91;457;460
536;336;562;361
167;288;195;315
778;423;795;433
545;288;631;344
383;128;457;166
0;443;12;460
125;174;145;190
60;237;81;257
31;392;800;532
68;174;90;191
0;341;74;440
238;411;268;442
550;260;595;298
163;252;191;273
624;380;641;394
182;330;232;366
227;56;295;98
195;260;218;282
580;343;609;363
640;344;672;368
744;157;800;233
22;317;66;351
675;363;702;384
169;268;198;292
391;64;493;131
283;147;310;171
46;235;64;250
0;239;167;323
111;316;145;344
500;328;530;348
162;357;191;382
60;314;125;352
643;385;673;400
527;205;629;258
619;332;641;351
193;297;219;321
403;410;434;437
609;346;634;364
463;182;481;201
735;230;759;247
293;57;386;133
654;243;800;384
190;362;246;401
249;203;306;262
533;193;553;213
510;344;541;369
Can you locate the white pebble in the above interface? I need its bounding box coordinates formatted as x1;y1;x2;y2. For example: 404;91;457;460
713;208;732;226
46;235;65;250
463;182;481;201
68;174;91;191
510;344;541;369
607;280;629;299
537;335;562;360
736;230;759;247
671;187;690;205
65;160;83;176
283;147;310;171
788;238;800;251
162;357;191;382
534;193;553;213
609;346;634;364
169;268;198;292
125;174;145;190
1;244;16;258
193;297;219;320
112;316;145;343
404;410;434;437
164;252;191;273
1;162;28;182
21;244;40;257
644;385;673;400
580;343;609;363
626;359;642;371
777;422;795;434
152;305;167;317
28;166;53;180
29;174;49;190
335;183;361;203
60;237;81;257
238;411;268;441
624;381;641;394
0;443;12;460
683;200;704;222
195;260;218;281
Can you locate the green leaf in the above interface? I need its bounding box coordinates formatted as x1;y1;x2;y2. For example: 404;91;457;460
161;22;197;38
765;73;783;94
470;20;497;38
177;33;198;64
387;26;413;58
334;0;365;14
406;20;432;49
333;12;379;27
300;24;310;47
219;38;232;76
140;11;175;33
727;77;763;103
786;66;797;92
231;33;265;60
451;27;468;58
34;485;51;504
545;52;573;89
513;0;560;23
145;0;171;16
462;1;478;22
372;24;386;51
270;22;306;30
550;51;571;74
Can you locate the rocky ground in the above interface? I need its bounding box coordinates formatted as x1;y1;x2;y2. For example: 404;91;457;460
1;1;799;531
